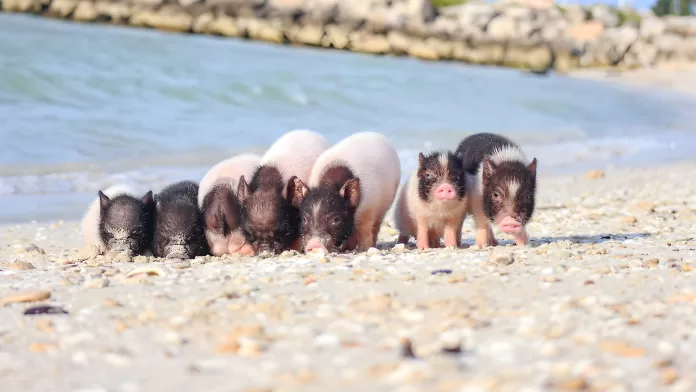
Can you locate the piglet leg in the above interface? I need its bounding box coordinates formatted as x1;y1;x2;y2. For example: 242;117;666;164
512;227;529;246
469;193;498;248
371;219;382;247
415;216;430;250
397;235;409;244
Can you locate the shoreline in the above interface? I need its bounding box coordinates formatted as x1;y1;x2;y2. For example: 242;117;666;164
570;63;696;97
2;0;696;73
2;160;696;391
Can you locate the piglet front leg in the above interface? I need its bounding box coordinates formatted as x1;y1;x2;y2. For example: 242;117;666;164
443;219;461;248
512;227;529;246
469;193;498;248
416;215;430;250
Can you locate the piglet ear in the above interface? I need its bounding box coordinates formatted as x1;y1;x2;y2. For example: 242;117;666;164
481;157;497;185
418;152;426;169
527;158;538;178
286;176;308;208
339;178;361;209
98;190;110;210
142;190;154;205
237;176;250;203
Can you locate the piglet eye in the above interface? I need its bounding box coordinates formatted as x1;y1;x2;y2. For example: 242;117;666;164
425;172;433;179
301;216;308;226
331;216;342;226
492;192;501;200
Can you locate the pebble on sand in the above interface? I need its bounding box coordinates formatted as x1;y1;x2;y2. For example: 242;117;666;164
1;290;51;306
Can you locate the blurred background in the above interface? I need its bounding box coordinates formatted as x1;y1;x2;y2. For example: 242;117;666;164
1;0;696;223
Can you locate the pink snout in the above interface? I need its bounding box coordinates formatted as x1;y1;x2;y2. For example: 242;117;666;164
499;216;522;234
304;237;326;253
434;183;456;201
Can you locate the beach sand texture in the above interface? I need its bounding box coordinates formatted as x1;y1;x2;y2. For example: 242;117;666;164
1;161;696;391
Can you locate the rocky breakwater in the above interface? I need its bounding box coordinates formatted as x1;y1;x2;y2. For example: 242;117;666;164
2;0;696;73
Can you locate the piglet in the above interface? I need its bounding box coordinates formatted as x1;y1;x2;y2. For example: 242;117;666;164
292;132;401;253
238;130;330;254
198;153;260;256
81;184;155;257
153;180;209;259
455;133;538;247
394;151;468;250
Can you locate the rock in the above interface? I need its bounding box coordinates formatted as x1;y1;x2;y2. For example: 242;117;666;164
245;18;285;44
569;21;604;43
503;43;553;72
304;0;340;24
264;0;305;22
349;32;391;55
662;368;679;385
46;0;77;18
386;30;413;55
207;16;243;37
192;12;214;34
584;170;605;179
5;261;36;270
599;340;645;357
72;1;98;22
1;290;51;306
486;15;516;41
590;4;619;28
423;37;453;60
142;5;194;32
621;216;638;225
286;24;324;46
639;17;666;41
490;251;515;266
407;41;440;61
562;4;587;25
84;278;109;289
321;24;350;49
94;1;131;24
663;15;696;37
2;0;41;13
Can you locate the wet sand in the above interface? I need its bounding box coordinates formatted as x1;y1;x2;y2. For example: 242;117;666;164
1;161;696;391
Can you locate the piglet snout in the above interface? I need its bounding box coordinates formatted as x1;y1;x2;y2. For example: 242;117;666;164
434;183;456;201
304;237;326;253
499;216;522;234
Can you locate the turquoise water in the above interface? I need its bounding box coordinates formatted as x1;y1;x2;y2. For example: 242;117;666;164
1;14;696;223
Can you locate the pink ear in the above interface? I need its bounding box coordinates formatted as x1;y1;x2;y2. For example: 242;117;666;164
237;176;250;203
481;157;497;184
339;178;361;209
528;158;538;177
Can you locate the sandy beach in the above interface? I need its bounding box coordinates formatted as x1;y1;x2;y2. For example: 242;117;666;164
1;160;695;391
571;63;696;97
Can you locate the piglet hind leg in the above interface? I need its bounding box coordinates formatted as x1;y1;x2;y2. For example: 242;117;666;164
427;229;441;248
469;194;498;248
371;219;382;248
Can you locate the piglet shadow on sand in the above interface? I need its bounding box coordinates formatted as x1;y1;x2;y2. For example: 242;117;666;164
525;232;652;247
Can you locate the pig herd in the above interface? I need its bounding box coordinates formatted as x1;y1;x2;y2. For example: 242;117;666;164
81;130;538;259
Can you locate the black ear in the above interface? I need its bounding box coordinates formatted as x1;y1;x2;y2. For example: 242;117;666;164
528;158;538;178
286;176;309;208
98;191;110;211
481;157;497;185
142;190;154;205
418;152;425;169
237;175;250;203
339;178;361;209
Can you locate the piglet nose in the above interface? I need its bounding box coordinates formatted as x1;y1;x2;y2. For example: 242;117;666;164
434;184;456;201
304;237;326;253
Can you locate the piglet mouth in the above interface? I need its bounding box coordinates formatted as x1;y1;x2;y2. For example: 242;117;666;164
498;216;523;234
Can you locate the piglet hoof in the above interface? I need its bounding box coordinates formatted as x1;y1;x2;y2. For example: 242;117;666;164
416;239;430;250
238;243;255;256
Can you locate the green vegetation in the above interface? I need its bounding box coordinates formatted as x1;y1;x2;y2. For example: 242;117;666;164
617;10;642;26
652;0;694;16
430;0;468;8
